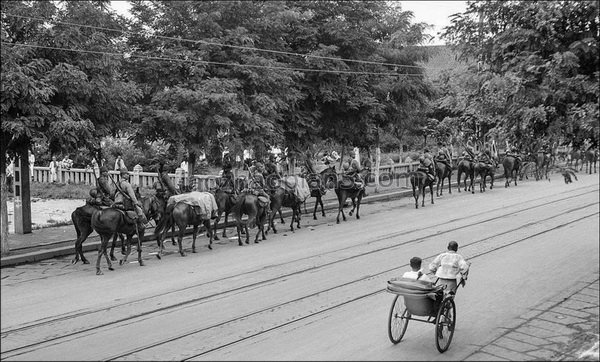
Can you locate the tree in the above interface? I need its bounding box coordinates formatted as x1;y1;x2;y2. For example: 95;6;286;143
441;0;599;150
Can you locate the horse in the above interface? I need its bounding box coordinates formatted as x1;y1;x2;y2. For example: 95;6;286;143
568;148;583;169
72;195;163;266
334;169;368;223
232;192;269;245
212;176;248;241
154;192;217;257
90;194;162;275
456;159;475;194
307;165;336;220
409;170;435;208
502;155;522;187
473;161;495;193
534;151;551;181
435;159;453;197
267;182;305;234
71;204;124;265
583;148;598;174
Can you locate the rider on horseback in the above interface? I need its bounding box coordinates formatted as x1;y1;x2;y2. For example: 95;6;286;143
418;155;436;182
114;167;148;226
154;161;180;200
264;154;282;190
220;153;236;194
88;166;115;207
434;145;451;169
344;150;367;196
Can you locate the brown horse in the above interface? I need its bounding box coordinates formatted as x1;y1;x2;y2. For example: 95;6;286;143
232;192;269;245
334;169;368;223
583;148;598;174
267;184;304;233
71;204;124;265
456;159;475;194
155;193;217;257
409;170;434;208
90;195;162;275
568;149;584;169
435;159;453;197
307;165;337;220
473;162;495;193
212;176;248;240
534;151;551;181
502;155;522;187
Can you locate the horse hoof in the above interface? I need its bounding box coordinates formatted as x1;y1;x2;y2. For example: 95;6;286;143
214;235;220;241
192;248;197;253
120;250;125;255
108;266;114;271
172;241;177;246
139;261;144;266
313;216;317;220
96;270;103;275
155;254;162;260
110;256;117;262
71;259;78;265
180;252;186;257
83;260;89;264
119;260;124;265
208;245;212;250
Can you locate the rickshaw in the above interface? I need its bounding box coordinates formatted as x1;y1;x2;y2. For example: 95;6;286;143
386;272;468;353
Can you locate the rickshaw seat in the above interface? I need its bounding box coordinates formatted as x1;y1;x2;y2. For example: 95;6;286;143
387;277;444;317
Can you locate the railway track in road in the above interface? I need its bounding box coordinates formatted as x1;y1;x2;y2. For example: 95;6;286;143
1;184;598;361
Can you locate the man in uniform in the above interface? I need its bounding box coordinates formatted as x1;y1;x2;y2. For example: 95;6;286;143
96;166;115;206
114;167;148;226
264;154;282;190
155;162;180;200
220;153;236;193
418;155;436;182
344;150;367;196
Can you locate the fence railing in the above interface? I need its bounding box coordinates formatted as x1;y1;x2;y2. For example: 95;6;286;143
30;160;434;191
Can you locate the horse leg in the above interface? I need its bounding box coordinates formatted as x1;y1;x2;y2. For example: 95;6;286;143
136;228;144;266
213;211;221;241
429;184;435;204
279;209;284;224
192;225;198;253
205;219;213;250
74;225;92;265
119;234;132;266
336;195;346;223
110;233;119;261
236;222;243;246
457;172;462;193
171;224;177;245
470;173;475;194
103;240;114;271
178;224;186;257
96;235;109;275
319;196;325;217
119;233;126;255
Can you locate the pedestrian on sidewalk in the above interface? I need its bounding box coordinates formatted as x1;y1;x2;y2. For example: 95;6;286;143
28;150;35;181
49;156;59;183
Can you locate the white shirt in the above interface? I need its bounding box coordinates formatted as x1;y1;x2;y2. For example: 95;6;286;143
429;250;469;279
402;269;432;283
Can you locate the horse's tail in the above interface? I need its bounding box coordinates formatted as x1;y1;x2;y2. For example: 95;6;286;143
155;203;175;238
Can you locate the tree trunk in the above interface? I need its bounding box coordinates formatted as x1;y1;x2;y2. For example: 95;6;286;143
1;169;10;256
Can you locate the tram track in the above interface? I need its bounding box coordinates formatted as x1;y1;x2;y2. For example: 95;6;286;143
1;184;597;360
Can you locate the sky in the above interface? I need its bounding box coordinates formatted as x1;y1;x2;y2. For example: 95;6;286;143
400;1;468;45
110;1;468;45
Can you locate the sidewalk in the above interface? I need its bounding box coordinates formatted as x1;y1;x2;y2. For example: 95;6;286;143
465;271;599;361
1;182;415;268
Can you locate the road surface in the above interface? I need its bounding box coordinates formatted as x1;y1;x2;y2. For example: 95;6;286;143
1;172;598;361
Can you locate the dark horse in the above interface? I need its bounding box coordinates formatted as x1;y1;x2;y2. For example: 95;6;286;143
534;151;551;181
502;155;522;187
456;158;475;194
583;148;598;174
72;195;163;266
154;193;218;257
334;169;368;223
232;192;269;245
212;176;248;241
409;170;434;208
307;165;337;220
435;159;453;197
473;161;496;193
90;195;162;275
267;178;307;233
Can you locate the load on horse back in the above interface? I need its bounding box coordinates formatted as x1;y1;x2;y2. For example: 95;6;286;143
231;191;269;246
267;175;311;233
473;150;497;193
154;191;218;257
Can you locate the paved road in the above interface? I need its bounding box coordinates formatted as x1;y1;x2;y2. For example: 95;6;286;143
1;172;598;361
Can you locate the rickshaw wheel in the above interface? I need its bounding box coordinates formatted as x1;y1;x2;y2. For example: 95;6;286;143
435;298;456;353
388;295;409;344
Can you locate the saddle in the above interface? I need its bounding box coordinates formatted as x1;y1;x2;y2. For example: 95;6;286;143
112;205;139;225
257;195;270;208
417;166;435;181
340;174;363;189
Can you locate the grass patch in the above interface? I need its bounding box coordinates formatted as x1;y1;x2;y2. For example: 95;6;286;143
7;182;157;200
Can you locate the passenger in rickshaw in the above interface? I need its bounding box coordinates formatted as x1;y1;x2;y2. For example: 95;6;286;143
428;241;470;294
402;256;433;283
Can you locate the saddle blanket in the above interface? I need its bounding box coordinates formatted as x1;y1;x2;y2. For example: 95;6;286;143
167;192;218;217
280;176;311;202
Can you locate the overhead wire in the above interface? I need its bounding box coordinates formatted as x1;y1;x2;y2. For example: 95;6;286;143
1;12;444;72
1;42;429;77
